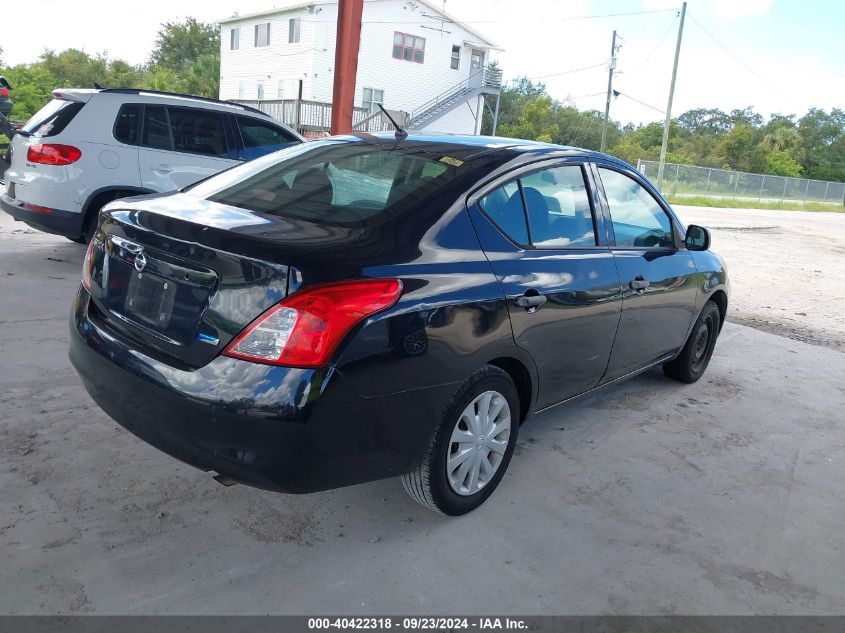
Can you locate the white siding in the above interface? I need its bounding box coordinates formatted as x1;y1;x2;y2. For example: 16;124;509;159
219;0;498;134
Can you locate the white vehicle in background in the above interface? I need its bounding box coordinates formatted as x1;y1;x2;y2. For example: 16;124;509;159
0;88;304;243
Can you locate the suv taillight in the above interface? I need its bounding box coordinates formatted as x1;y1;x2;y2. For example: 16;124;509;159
0;88;8;98
27;144;81;166
223;279;403;368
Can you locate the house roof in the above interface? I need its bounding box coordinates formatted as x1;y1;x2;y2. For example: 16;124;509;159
217;0;499;48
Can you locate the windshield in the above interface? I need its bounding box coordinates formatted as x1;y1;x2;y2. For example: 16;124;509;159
192;140;466;227
22;99;84;137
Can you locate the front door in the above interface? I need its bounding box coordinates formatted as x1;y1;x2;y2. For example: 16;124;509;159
469;161;623;409
469;49;485;87
594;164;698;381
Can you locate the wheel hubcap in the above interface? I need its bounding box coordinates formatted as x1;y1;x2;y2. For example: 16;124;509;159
446;390;511;496
692;320;711;368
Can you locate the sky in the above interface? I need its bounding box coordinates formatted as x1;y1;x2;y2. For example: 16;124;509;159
2;0;843;125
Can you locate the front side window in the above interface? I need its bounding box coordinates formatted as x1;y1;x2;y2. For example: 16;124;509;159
479;181;528;245
114;104;140;145
392;32;425;63
520;166;595;247
255;23;270;47
141;105;171;150
450;45;461;70
199;143;464;226
168;108;227;157
289;18;301;43
598;167;673;248
362;87;384;114
230;28;240;50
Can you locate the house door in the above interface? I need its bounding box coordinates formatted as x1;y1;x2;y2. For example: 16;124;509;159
470;49;485;87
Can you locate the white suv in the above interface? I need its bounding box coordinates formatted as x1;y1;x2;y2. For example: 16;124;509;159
1;88;303;242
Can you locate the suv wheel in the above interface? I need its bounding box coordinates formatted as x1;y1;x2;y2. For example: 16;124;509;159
402;365;519;515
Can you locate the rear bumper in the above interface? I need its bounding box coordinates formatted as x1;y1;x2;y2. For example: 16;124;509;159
69;288;454;494
1;192;83;238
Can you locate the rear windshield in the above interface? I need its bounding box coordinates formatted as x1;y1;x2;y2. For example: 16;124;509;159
21;99;84;137
196;141;463;226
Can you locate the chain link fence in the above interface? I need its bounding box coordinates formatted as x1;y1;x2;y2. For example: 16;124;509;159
637;160;845;206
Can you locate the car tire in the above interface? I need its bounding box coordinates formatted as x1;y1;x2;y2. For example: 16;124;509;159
402;364;520;515
68;209;98;244
663;300;721;384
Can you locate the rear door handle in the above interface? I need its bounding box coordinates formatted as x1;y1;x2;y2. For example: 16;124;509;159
152;164;173;174
629;276;650;291
513;293;547;311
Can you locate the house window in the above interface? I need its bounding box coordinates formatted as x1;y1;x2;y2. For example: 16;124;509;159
238;81;245;99
277;80;285;98
450;45;460;70
257;81;265;100
362;88;384;114
230;28;240;50
255;23;270;47
392;32;425;63
289;18;301;43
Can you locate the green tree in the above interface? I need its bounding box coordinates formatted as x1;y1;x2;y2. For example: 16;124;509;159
498;95;559;142
150;18;219;73
764;150;803;177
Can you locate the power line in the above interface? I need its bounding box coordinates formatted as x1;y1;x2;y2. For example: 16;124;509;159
615;90;666;115
625;12;679;75
290;8;678;25
686;13;796;105
524;61;607;82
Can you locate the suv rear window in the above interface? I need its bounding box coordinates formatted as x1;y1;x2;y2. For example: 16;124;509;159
196;142;457;226
21;99;84;137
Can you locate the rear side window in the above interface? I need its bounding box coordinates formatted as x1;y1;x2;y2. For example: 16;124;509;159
199;143;465;226
21;99;84;138
114;104;140;145
169;107;228;157
237;117;299;159
520;166;596;247
479;181;528;245
142;106;171;150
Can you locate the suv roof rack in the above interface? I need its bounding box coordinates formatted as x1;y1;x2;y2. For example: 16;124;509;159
99;88;267;116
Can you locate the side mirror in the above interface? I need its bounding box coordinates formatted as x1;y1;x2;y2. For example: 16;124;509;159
685;225;710;251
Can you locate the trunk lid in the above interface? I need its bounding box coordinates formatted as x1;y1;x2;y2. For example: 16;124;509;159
85;194;325;368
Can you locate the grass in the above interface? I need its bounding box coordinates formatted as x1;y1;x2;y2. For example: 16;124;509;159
666;194;845;213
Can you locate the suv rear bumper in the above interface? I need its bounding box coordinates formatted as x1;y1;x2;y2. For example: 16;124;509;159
69;288;454;493
1;193;83;238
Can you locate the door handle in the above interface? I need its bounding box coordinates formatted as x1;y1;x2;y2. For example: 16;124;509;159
629;276;650;292
152;164;173;174
513;293;547;311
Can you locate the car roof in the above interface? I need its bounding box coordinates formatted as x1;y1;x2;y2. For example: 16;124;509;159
346;132;632;167
52;88;270;118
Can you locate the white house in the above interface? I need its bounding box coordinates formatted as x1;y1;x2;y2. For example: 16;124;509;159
218;0;502;135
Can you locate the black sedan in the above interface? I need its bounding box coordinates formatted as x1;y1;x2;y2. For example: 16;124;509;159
69;134;729;515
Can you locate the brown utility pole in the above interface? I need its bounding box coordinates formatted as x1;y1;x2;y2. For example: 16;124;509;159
330;0;364;135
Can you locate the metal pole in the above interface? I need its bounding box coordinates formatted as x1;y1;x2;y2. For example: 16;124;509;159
803;179;810;203
492;92;501;136
782;178;788;203
657;2;686;189
759;175;766;202
705;168;712;194
600;30;618;153
823;181;830;203
330;0;364;135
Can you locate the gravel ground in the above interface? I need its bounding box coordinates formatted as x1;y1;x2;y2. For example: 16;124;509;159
0;207;844;615
673;205;845;350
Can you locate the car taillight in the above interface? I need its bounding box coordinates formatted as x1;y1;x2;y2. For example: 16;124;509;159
223;279;403;368
27;144;81;166
81;239;96;291
0;88;8;98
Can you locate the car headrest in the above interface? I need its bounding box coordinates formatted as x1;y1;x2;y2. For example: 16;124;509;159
291;166;334;210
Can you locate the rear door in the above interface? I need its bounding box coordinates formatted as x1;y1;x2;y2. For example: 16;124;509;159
468;160;623;409
594;163;698;381
138;105;239;192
